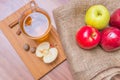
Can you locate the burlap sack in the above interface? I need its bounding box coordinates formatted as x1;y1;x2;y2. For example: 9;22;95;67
53;0;120;80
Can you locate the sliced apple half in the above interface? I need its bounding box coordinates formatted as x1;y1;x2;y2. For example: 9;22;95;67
36;42;50;57
43;48;58;63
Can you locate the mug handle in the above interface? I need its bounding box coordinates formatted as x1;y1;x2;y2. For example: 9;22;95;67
30;0;37;12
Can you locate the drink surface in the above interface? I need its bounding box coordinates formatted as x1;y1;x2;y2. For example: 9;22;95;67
23;12;49;37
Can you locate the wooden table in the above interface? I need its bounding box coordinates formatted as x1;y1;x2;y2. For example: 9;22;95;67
0;0;73;80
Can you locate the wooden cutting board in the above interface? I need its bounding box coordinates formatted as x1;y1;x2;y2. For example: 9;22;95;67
0;1;66;80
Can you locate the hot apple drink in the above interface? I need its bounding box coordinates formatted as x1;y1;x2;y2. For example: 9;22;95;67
23;12;49;38
19;6;51;41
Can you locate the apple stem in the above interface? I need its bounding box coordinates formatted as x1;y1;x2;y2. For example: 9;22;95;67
98;12;102;16
91;33;96;37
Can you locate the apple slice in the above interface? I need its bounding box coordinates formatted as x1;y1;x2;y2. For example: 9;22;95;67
36;42;50;57
43;48;58;63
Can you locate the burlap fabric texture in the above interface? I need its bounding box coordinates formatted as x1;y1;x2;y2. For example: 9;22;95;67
53;0;120;80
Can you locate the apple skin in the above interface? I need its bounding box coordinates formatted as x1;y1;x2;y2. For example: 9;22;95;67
110;8;120;29
100;27;120;51
85;5;110;30
76;26;101;49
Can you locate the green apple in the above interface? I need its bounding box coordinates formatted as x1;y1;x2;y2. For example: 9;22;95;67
85;5;110;30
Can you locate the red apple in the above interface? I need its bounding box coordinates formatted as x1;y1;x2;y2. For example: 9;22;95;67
110;8;120;29
100;27;120;51
76;26;101;49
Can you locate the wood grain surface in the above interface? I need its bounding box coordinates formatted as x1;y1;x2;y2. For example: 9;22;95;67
0;30;34;80
0;0;73;80
0;2;66;79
